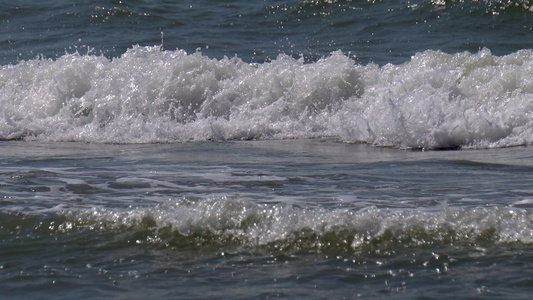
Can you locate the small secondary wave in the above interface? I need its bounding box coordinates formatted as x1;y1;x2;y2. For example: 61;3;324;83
2;197;528;255
1;46;533;149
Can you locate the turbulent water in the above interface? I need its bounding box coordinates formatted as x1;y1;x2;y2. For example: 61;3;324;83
2;46;533;149
2;1;533;149
2;0;533;299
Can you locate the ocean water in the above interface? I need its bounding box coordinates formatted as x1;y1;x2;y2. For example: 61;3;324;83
2;0;533;298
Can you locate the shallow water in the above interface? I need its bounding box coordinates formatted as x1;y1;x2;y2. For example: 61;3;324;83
2;140;533;298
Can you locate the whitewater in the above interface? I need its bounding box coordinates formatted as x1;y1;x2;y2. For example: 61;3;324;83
2;46;532;149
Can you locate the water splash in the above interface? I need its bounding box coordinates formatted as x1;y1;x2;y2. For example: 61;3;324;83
1;46;532;149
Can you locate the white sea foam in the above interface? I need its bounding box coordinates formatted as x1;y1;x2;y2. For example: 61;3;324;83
1;46;532;149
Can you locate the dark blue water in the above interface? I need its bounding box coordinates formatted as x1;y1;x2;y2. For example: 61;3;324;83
2;0;533;65
2;0;533;298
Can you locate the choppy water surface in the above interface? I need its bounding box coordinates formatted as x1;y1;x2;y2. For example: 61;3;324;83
2;0;533;298
2;0;533;65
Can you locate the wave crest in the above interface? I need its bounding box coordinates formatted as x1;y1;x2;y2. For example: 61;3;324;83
1;46;532;149
50;197;533;254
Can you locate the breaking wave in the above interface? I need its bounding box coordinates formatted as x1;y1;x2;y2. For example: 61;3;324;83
2;197;527;255
1;46;533;149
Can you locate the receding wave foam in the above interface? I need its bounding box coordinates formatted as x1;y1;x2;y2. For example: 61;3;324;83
43;197;533;254
1;46;533;149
